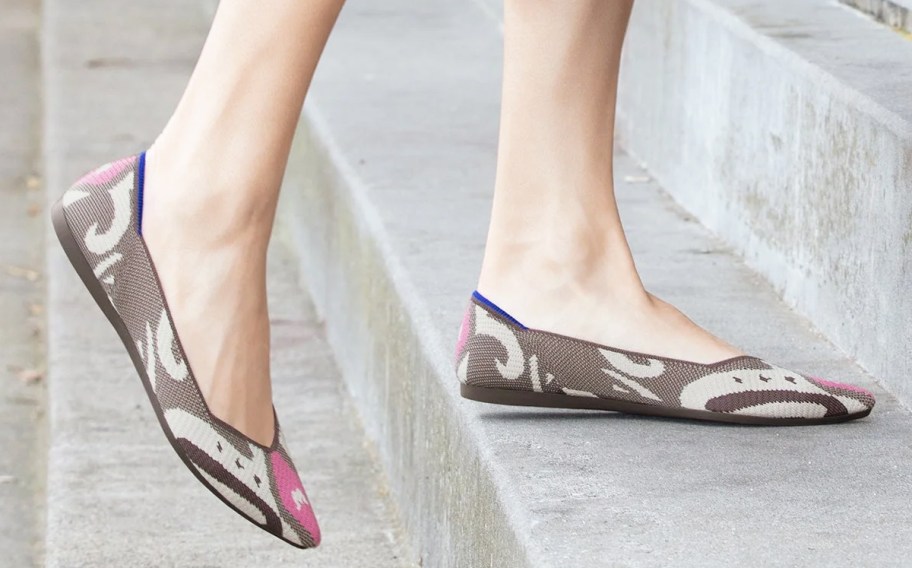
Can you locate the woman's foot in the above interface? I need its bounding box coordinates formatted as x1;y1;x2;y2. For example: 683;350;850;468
476;276;743;365
54;155;320;546
477;205;744;365
455;291;874;424
128;0;345;449
141;145;278;447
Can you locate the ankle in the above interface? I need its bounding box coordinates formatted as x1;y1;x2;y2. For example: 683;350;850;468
480;220;644;299
477;252;649;323
142;144;278;246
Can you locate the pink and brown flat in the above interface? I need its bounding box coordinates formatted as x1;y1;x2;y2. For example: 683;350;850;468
52;153;320;547
455;291;874;425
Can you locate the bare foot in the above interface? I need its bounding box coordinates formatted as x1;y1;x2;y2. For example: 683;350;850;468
478;272;743;365
141;146;277;447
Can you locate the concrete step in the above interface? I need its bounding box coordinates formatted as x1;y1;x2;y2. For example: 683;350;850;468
0;1;46;566
615;0;912;404
280;0;912;565
842;0;912;33
42;2;413;565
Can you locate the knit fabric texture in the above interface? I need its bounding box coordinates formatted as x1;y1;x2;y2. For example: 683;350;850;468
58;155;319;548
455;295;875;421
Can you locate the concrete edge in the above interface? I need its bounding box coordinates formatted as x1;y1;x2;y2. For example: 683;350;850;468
689;0;912;138
277;105;538;568
0;1;48;564
39;0;66;561
841;0;912;34
475;0;911;137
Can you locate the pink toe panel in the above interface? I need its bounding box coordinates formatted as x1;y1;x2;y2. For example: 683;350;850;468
455;301;472;362
270;451;321;545
77;156;135;187
810;376;873;398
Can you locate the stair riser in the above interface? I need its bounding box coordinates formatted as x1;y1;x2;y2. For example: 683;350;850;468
278;114;532;568
618;0;912;403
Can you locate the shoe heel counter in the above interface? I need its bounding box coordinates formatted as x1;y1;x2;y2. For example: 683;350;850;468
454;299;474;383
455;299;505;387
454;296;533;390
57;156;141;307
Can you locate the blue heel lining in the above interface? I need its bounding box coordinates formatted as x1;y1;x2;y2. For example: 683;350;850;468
137;151;147;235
472;290;527;329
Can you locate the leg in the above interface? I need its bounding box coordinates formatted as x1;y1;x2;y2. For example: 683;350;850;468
479;0;741;363
143;0;345;445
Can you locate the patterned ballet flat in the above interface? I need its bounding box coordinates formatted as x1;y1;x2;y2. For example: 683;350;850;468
51;153;320;547
455;291;874;425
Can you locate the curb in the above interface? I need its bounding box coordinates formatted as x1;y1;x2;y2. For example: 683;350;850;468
279;0;912;565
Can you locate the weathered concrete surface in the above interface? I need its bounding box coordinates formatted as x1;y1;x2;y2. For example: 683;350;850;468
281;0;912;565
0;1;46;566
43;2;413;565
842;0;912;33
616;0;912;405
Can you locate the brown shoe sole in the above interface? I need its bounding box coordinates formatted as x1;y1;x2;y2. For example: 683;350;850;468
460;383;872;426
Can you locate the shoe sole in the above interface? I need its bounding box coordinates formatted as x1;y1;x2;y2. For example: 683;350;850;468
51;198;308;548
460;383;871;426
